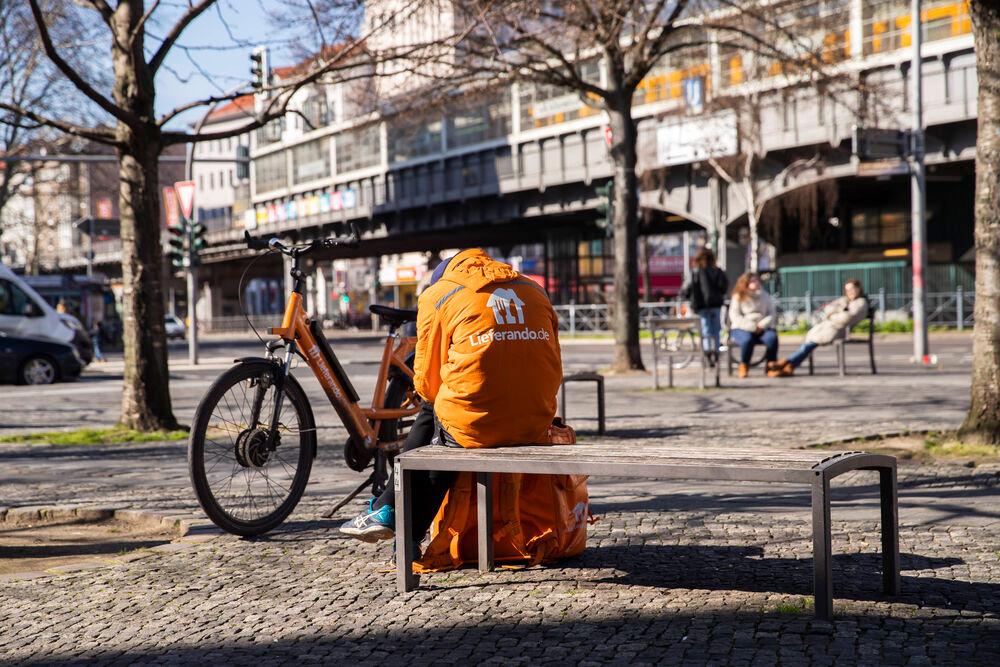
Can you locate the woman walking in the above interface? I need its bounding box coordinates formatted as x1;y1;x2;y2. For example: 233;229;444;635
728;273;781;378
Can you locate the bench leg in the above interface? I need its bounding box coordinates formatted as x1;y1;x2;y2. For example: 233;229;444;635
395;462;418;593
869;340;878;375
477;472;494;573
560;381;567;422
879;466;901;596
596;378;606;435
808;351;814;376
811;475;834;621
837;342;846;377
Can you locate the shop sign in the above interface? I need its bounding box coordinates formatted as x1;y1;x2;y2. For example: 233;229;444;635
396;267;417;283
649;256;685;274
655;109;738;167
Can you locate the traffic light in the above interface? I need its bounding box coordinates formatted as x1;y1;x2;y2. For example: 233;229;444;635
190;222;207;252
166;223;187;269
250;47;270;92
594;179;614;237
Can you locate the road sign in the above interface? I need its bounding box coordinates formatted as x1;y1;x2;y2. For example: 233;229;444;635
683;76;704;114
94;197;113;219
162;187;180;228
174;180;196;220
853;127;908;160
857;159;910;177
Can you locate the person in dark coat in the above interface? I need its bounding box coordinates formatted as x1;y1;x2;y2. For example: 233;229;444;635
680;247;729;363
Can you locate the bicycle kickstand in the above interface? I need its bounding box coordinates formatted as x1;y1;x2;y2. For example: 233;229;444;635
322;472;375;519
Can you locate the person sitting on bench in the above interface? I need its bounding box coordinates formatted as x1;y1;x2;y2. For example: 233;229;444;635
340;249;563;549
777;279;868;376
728;272;781;378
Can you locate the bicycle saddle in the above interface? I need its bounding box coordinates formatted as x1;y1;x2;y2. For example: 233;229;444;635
369;304;418;327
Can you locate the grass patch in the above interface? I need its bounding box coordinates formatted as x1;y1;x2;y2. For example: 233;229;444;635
773;598;814;614
923;433;999;461
0;426;188;446
811;430;1000;465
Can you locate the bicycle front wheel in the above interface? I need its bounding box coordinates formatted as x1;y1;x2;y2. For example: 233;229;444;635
657;328;698;369
189;360;315;536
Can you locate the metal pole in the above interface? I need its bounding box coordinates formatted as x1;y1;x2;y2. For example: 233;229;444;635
956;285;964;331
180;83;246;365
186;260;199;365
86;218;94;278
910;0;930;364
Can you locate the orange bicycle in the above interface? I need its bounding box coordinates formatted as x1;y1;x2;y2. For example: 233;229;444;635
188;227;422;536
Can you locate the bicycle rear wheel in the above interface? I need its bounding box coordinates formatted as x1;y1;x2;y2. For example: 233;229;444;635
189;360;315;536
657;328;698;369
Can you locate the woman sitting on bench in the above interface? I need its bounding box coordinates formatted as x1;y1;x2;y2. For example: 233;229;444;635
728;273;781;378
777;279;868;376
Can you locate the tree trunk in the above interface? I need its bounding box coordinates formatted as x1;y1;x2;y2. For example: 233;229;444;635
959;0;1000;445
117;137;177;430
112;1;177;431
607;101;644;371
747;209;760;273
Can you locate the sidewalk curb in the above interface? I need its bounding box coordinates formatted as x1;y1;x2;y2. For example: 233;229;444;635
0;505;224;582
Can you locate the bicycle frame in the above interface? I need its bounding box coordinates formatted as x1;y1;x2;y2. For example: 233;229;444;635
270;291;420;452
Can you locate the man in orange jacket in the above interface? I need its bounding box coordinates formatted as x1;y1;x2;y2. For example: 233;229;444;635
341;249;562;546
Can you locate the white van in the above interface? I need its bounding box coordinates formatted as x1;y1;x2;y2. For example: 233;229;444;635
0;263;88;359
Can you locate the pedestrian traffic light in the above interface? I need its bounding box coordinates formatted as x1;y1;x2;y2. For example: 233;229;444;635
594;179;614;237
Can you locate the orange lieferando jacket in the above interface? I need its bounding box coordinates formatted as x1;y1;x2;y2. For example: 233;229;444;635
414;248;563;448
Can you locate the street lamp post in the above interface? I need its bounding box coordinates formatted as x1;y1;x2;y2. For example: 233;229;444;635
910;0;930;364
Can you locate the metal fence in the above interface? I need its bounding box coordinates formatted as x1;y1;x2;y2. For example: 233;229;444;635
554;288;976;335
195;289;975;335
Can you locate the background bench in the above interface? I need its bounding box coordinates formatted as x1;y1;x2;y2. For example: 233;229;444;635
808;299;878;376
394;443;899;621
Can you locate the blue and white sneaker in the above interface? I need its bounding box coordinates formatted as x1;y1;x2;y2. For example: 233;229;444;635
339;498;395;543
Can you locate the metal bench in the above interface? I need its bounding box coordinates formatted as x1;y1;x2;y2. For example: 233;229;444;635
394;443;899;621
560;372;606;435
808;300;878;377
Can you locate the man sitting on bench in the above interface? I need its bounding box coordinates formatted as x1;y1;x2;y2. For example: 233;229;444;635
340;249;563;551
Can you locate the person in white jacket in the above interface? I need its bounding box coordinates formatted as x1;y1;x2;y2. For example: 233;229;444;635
777;280;869;375
728;273;781;378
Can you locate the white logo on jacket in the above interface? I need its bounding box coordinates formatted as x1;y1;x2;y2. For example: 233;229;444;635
486;287;525;325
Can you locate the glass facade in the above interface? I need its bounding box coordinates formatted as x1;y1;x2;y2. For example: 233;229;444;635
292;139;331;184
336;124;381;174
254;151;287;194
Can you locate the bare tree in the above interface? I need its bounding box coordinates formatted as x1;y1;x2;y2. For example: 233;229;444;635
446;1;843;371
959;0;1000;445
0;1;422;431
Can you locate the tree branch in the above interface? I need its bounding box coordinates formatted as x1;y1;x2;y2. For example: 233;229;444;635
0;101;119;145
148;0;216;74
25;0;139;127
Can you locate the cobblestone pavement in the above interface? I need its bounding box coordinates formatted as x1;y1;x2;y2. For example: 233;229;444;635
2;333;998;664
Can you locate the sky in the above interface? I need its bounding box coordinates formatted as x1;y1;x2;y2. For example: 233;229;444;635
154;0;296;129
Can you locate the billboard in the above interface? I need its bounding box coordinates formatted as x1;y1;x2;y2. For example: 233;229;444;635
655;109;738;168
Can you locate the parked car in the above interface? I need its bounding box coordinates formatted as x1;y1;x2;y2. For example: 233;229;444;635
0;332;84;385
0;263;92;364
165;314;186;340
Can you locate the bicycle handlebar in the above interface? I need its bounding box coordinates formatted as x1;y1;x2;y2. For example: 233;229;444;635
243;223;360;254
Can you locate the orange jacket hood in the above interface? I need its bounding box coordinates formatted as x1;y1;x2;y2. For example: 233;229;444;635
437;248;520;291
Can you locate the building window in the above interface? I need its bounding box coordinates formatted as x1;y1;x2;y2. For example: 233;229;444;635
851;208;910;246
209;172;215;190
255;117;285;147
335;124;381;174
254;151;288;194
446;93;511;150
389;117;442;163
292;138;331;184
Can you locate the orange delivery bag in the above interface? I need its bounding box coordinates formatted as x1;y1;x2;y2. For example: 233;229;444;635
413;464;591;573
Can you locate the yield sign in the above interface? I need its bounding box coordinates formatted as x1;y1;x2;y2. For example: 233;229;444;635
174;180;196;220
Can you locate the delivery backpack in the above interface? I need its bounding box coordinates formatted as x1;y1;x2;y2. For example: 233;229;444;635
413;470;590;573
